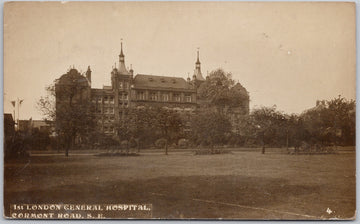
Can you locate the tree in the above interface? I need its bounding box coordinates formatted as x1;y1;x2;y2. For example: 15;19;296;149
283;114;307;151
154;107;183;155
197;69;249;114
116;107;184;154
248;106;285;154
37;85;56;121
301;95;355;147
190;110;232;150
324;96;355;146
37;69;96;156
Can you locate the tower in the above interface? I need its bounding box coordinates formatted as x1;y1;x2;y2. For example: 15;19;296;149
118;42;130;75
112;41;133;127
193;49;205;81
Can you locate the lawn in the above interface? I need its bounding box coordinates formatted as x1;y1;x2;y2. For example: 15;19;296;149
4;148;356;220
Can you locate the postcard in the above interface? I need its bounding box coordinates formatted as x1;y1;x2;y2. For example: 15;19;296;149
3;1;356;220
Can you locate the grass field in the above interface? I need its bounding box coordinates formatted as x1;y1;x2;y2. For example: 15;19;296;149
4;148;356;220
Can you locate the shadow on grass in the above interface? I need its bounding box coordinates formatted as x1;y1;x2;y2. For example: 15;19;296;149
4;175;335;219
95;152;140;157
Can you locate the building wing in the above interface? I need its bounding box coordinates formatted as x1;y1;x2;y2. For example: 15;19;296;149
133;74;194;90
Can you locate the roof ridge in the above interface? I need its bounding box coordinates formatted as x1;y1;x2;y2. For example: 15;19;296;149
135;74;185;80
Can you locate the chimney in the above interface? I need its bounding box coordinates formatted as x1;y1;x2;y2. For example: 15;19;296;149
86;66;92;84
129;64;134;77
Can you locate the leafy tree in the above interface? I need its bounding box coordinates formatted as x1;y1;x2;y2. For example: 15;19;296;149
283;114;308;151
301;96;355;147
324;96;355;146
154;107;184;155
248;106;285;154
190;110;232;150
37;71;96;156
197;69;249;114
116;107;184;154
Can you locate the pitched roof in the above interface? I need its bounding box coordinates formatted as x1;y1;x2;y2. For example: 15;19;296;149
133;74;195;90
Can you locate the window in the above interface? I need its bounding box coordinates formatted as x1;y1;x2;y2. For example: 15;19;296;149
119;82;123;89
124;82;128;89
173;94;180;102
109;96;114;104
123;93;128;100
104;125;114;133
163;93;169;101
104;96;109;104
150;92;157;101
137;91;145;100
185;95;191;102
97;97;102;104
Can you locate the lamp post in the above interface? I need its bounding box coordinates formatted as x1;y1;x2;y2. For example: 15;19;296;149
13;98;24;131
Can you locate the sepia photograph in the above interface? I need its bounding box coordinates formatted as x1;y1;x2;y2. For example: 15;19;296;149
3;1;356;220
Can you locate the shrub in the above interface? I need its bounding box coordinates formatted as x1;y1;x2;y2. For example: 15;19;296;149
95;152;140;157
178;138;189;149
120;140;129;149
129;138;138;148
194;148;232;155
155;138;167;149
4;137;30;161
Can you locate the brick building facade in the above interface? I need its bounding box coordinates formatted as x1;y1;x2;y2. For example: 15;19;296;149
55;43;249;135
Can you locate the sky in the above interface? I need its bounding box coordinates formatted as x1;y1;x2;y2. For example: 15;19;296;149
3;1;356;120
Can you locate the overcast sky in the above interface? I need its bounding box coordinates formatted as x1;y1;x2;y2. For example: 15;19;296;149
4;2;356;120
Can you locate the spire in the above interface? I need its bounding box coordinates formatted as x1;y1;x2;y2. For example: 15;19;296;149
196;49;200;64
193;48;205;81
118;40;130;75
120;41;124;57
